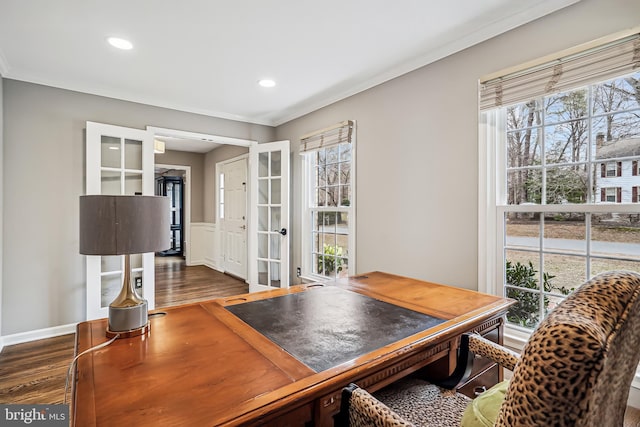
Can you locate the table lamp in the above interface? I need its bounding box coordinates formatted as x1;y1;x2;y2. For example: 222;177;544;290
79;195;170;338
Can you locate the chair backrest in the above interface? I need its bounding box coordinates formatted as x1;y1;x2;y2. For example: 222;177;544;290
497;270;640;427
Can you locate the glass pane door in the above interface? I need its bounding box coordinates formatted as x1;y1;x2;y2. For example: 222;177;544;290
249;141;289;292
86;122;154;320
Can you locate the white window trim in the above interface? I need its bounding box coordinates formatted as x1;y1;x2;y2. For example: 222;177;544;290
300;136;356;282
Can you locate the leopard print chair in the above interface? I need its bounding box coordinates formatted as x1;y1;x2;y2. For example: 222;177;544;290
339;270;640;427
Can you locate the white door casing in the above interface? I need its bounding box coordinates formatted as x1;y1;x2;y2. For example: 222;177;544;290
249;141;290;292
85;122;155;321
221;156;248;279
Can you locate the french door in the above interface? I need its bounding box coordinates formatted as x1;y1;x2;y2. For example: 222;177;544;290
249;141;290;292
85;122;155;321
86;123;290;315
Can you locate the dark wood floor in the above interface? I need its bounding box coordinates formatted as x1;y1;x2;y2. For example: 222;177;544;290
0;257;247;405
155;256;248;307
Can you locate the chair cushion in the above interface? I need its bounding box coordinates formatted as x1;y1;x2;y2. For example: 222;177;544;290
374;378;470;427
460;380;509;427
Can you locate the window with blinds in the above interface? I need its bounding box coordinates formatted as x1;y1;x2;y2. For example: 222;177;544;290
300;120;356;280
480;32;640;331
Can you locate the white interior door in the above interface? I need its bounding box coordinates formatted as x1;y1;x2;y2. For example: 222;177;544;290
249;141;290;292
222;157;248;279
85;122;155;321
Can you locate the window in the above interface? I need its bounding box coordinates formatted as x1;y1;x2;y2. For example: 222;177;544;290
604;161;621;177
300;121;356;280
602;187;621;203
480;33;640;332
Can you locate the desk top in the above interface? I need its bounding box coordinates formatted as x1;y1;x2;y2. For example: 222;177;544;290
72;271;513;426
226;286;446;372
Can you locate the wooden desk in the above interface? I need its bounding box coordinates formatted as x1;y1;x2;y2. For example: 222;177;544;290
72;272;513;426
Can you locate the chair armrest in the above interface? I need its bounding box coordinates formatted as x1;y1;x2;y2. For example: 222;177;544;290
428;333;520;390
467;333;520;372
337;383;415;427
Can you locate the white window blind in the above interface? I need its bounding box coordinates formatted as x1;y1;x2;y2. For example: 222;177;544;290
299;120;354;154
480;33;640;110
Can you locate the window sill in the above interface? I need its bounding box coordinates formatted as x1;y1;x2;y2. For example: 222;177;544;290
298;274;325;284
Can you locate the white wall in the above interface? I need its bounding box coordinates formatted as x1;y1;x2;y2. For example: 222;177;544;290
1;80;275;336
276;0;640;289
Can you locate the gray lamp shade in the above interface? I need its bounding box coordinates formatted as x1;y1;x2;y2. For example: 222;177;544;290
79;195;171;255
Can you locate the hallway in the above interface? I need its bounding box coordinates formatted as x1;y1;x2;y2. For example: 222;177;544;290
155;256;248;307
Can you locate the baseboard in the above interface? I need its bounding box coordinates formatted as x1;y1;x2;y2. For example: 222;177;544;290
203;257;218;271
188;258;205;266
629;379;640;409
2;323;76;347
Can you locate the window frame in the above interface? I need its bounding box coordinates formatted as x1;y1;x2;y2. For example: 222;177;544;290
479;30;640;389
481;105;640;328
300;137;356;281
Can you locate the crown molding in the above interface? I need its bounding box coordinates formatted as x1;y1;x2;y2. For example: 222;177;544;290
270;0;581;126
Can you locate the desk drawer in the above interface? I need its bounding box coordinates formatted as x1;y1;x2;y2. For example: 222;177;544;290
458;364;500;398
456;317;503;399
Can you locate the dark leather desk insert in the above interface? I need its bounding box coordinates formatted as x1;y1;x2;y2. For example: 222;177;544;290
225;286;445;372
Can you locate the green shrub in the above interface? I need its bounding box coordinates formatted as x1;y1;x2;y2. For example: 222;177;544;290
505;260;570;328
317;244;344;275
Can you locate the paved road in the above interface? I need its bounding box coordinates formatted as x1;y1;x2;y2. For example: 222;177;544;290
506;236;640;256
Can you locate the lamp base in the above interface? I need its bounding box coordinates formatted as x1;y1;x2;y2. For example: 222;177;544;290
107;300;149;338
106;322;150;338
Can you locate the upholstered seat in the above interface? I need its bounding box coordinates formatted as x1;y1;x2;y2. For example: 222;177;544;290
339;270;640;427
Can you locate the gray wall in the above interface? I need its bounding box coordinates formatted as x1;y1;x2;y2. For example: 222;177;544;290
155;149;206;222
1;80;275;335
0;76;4;342
204;145;250;223
276;0;640;288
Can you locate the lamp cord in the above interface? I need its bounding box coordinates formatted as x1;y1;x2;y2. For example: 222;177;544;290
63;333;120;405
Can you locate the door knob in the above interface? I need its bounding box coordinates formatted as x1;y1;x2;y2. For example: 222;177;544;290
275;228;287;236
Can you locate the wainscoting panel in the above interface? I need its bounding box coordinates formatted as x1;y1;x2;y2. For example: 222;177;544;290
188;223;221;271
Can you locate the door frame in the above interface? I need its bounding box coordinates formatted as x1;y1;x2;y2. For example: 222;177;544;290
155;163;191;262
147;126;253;267
216;154;249;280
148;127;291;292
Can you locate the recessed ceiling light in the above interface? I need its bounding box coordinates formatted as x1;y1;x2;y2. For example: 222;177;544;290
258;79;276;88
107;37;133;50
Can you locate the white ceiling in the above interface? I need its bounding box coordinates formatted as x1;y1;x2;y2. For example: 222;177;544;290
0;0;579;127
